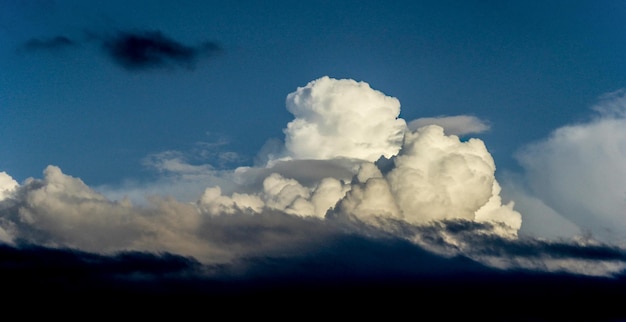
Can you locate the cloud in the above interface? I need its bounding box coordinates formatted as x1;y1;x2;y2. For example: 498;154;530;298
3;239;626;317
513;89;626;244
385;125;520;232
0;172;18;243
20;35;76;51
408;115;490;136
281;76;407;162
18;30;222;71
2;76;626;284
0;172;18;201
102;30;221;71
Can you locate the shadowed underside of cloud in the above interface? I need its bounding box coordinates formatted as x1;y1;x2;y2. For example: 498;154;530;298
1;240;625;320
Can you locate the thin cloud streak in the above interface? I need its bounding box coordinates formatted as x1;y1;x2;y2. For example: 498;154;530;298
20;35;76;51
408;115;490;136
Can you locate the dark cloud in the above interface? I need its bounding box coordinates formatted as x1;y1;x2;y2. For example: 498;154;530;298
17;30;221;72
20;36;76;51
402;218;626;263
103;30;221;71
1;240;626;320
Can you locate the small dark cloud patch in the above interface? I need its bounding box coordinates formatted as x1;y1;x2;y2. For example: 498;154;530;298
18;30;221;72
103;30;221;71
21;36;76;51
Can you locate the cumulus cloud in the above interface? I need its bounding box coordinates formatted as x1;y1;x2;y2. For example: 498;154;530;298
202;77;520;236
281;76;407;162
408;115;490;136
0;172;18;201
103;30;221;71
2;77;626;279
0;171;18;243
0;165;346;264
513;89;626;244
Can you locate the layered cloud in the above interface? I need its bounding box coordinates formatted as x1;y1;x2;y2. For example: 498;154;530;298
408;115;490;136
1;77;625;279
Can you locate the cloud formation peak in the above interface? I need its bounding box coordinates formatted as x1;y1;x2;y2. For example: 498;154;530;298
4;77;625;278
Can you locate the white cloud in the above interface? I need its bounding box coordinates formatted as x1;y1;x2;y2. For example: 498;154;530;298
408;115;490;136
0;171;18;202
386;125;521;234
16;77;626;277
282;76;407;162
514;89;626;244
500;173;582;239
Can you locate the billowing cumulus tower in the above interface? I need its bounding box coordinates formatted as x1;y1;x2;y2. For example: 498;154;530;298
279;77;521;236
284;76;407;161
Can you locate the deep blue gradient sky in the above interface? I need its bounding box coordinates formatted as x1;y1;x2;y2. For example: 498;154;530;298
2;0;625;185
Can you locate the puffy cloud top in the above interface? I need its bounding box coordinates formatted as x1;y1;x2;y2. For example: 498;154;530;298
0;172;18;201
284;76;407;162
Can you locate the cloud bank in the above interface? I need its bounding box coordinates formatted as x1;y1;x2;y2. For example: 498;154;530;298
1;77;625;280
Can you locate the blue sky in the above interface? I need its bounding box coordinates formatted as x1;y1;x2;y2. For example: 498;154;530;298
2;0;626;305
3;0;625;184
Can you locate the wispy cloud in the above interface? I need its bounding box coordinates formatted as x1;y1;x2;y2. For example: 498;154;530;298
20;35;76;51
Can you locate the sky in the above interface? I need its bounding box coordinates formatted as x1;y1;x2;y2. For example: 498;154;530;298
1;0;626;311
